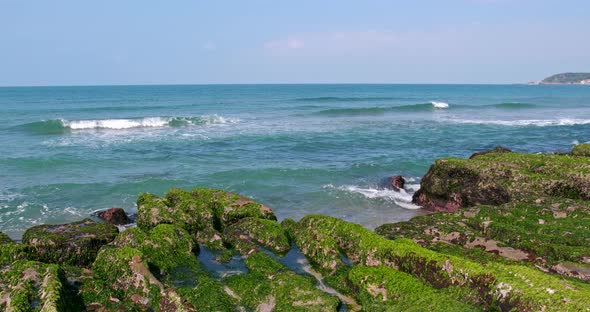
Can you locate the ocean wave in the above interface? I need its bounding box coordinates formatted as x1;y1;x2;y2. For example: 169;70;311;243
323;184;421;210
445;118;590;127
487;102;537;109
19;115;238;134
292;96;403;103
316;102;450;116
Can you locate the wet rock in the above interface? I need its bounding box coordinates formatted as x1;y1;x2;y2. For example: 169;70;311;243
389;175;406;189
22;218;119;267
469;146;512;159
95;208;131;225
136;188;276;250
572;143;590;156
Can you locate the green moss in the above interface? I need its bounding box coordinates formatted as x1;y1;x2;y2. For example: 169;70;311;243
225;252;340;311
377;200;590;267
416;151;590;211
0;242;28;267
289;215;590;311
0;260;67;312
224;217;291;256
348;265;479;311
572;143;590;157
136;188;276;251
0;232;13;245
22;218;118;267
107;225;235;311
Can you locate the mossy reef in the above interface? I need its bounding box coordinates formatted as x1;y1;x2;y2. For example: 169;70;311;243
1;144;589;311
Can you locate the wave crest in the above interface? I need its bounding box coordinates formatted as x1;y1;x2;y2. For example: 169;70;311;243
19;115;238;134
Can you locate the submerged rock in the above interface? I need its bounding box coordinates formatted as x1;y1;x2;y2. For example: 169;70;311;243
22;218;119;267
95;207;131;225
413;149;590;211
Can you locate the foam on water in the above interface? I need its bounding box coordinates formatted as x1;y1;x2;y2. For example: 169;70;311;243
446;118;590;127
430;101;449;108
323;184;421;210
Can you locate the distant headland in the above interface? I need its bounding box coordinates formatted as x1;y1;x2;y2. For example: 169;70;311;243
528;72;590;85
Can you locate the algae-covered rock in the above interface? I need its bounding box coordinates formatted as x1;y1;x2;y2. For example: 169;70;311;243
0;260;67;311
224;217;291;256
0;232;13;245
347;265;478;311
376;199;590;279
22;218;119;267
572;143;590;157
224;252;340;311
287;214;590;311
137;188;276;250
469;146;512;159
413;151;590;211
99;224;234;311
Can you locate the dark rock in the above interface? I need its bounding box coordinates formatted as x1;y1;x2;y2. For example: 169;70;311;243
95;208;131;225
469;146;512;159
22;218;119;267
389;175;406;189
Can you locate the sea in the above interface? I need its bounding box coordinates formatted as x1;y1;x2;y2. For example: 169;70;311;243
1;84;589;239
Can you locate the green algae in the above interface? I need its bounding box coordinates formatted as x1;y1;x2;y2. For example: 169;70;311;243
22;219;118;267
224;217;291;256
347;265;479;311
224;252;340;311
0;232;12;245
0;260;67;312
137;188;276;251
288;214;590;311
572;143;590;157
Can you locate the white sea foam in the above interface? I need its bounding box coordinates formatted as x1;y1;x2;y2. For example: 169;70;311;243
431;101;449;108
324;184;421;210
59;115;238;130
445;118;590;127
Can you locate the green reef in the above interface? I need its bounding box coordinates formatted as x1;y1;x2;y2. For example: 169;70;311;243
0;144;589;311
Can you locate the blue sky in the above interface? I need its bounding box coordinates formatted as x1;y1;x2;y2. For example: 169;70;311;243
1;0;589;85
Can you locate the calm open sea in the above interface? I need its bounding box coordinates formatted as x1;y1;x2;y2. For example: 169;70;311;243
1;84;589;239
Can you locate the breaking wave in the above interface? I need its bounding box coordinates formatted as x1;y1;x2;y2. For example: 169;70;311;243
323;184;421;210
19;115;238;134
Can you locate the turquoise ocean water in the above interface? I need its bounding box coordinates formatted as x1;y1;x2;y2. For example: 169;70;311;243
1;84;589;239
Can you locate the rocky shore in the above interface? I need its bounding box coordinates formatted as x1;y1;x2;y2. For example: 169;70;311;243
1;145;589;311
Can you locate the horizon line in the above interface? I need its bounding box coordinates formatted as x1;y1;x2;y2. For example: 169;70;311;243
0;82;529;88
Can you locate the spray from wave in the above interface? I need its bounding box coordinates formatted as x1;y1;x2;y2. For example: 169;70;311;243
19;115;238;134
323;183;421;210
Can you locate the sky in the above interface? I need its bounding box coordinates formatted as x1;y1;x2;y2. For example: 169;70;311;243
1;0;589;86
